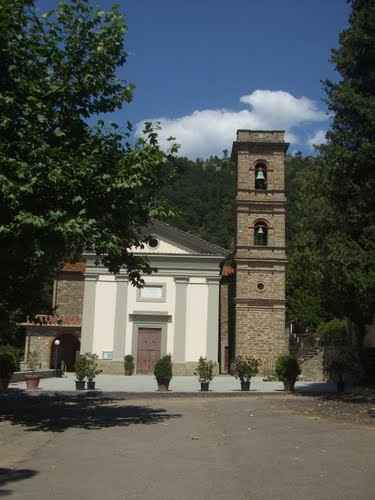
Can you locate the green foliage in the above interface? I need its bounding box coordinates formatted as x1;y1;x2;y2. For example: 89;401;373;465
317;0;375;329
162;155;235;249
75;354;87;382
318;319;362;384
27;350;40;371
195;356;215;383
233;356;259;383
85;353;102;381
0;0;176;341
153;355;172;384
275;355;301;391
0;345;18;379
124;354;134;376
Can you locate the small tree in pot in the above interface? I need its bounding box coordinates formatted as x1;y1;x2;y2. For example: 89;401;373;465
124;354;135;376
154;355;172;391
75;355;87;390
233;356;259;391
275;354;301;392
196;357;215;391
318;319;362;393
85;353;102;390
25;350;41;390
0;345;18;391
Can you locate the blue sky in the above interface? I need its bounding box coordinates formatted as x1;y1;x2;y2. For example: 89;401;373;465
36;0;350;158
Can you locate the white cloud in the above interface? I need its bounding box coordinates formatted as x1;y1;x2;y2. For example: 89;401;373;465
307;129;327;148
136;90;327;159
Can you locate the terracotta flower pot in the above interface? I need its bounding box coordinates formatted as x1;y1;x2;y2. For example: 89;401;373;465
25;375;40;391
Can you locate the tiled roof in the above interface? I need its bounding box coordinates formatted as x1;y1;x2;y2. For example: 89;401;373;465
21;314;81;327
148;220;228;256
62;262;86;273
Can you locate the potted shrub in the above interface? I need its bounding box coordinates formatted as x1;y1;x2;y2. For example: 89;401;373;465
0;345;18;391
275;354;301;392
196;357;215;391
85;353;102;390
154;355;172;391
318;319;362;393
233;356;259;391
75;355;87;390
25;350;41;390
124;354;135;376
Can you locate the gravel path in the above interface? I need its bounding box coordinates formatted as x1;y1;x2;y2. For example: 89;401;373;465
0;395;374;499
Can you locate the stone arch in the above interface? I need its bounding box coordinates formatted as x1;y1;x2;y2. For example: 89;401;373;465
50;333;80;371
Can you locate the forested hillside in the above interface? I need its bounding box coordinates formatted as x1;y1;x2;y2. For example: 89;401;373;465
162;154;236;250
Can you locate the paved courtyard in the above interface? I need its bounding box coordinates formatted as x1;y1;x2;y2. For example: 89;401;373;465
0;394;374;499
9;373;336;394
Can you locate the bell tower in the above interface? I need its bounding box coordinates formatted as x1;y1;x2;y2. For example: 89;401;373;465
231;130;288;373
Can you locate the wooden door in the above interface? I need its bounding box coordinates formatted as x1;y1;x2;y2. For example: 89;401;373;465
137;328;162;374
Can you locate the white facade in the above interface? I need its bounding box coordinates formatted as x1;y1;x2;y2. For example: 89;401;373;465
80;223;225;374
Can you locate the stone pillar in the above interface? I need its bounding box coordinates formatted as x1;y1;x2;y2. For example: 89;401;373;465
173;277;189;362
80;272;98;353
112;274;129;361
206;277;220;362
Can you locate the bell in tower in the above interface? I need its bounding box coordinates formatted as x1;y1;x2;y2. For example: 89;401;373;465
231;130;288;376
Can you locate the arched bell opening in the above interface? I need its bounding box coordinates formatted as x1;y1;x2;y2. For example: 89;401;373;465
255;163;267;190
254;221;268;246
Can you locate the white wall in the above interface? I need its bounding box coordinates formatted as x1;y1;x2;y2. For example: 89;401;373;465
130;237;191;255
92;276;117;356
185;280;209;361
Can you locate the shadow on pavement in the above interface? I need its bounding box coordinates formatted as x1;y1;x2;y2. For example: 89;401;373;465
0;394;182;433
0;468;38;496
295;382;338;395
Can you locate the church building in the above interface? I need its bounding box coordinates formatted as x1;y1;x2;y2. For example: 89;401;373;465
23;130;289;375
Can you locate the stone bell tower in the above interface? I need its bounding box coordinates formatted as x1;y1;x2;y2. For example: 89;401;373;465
231;130;288;374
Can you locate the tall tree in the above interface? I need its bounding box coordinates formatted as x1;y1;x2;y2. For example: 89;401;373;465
319;0;375;330
0;0;175;338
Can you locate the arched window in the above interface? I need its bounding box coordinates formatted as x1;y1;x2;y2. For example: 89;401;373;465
255;163;267;190
254;222;268;246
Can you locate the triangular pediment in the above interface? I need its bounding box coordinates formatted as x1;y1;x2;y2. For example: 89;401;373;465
132;220;227;256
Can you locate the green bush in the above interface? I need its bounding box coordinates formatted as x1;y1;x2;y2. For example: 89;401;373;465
318;319;362;390
195;357;215;383
154;355;172;384
85;353;102;381
275;354;301;392
233;356;259;383
0;345;18;380
124;354;135;375
75;355;88;382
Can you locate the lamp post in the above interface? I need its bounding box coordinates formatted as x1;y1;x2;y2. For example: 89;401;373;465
53;338;61;377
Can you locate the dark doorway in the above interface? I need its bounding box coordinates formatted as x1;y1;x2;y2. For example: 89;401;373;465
137;328;162;374
51;334;80;371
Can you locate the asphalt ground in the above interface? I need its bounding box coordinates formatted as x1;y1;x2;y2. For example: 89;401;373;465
0;395;374;499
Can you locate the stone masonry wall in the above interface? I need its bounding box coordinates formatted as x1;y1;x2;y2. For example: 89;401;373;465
220;281;229;373
233;131;287;374
25;326;81;369
54;272;84;317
